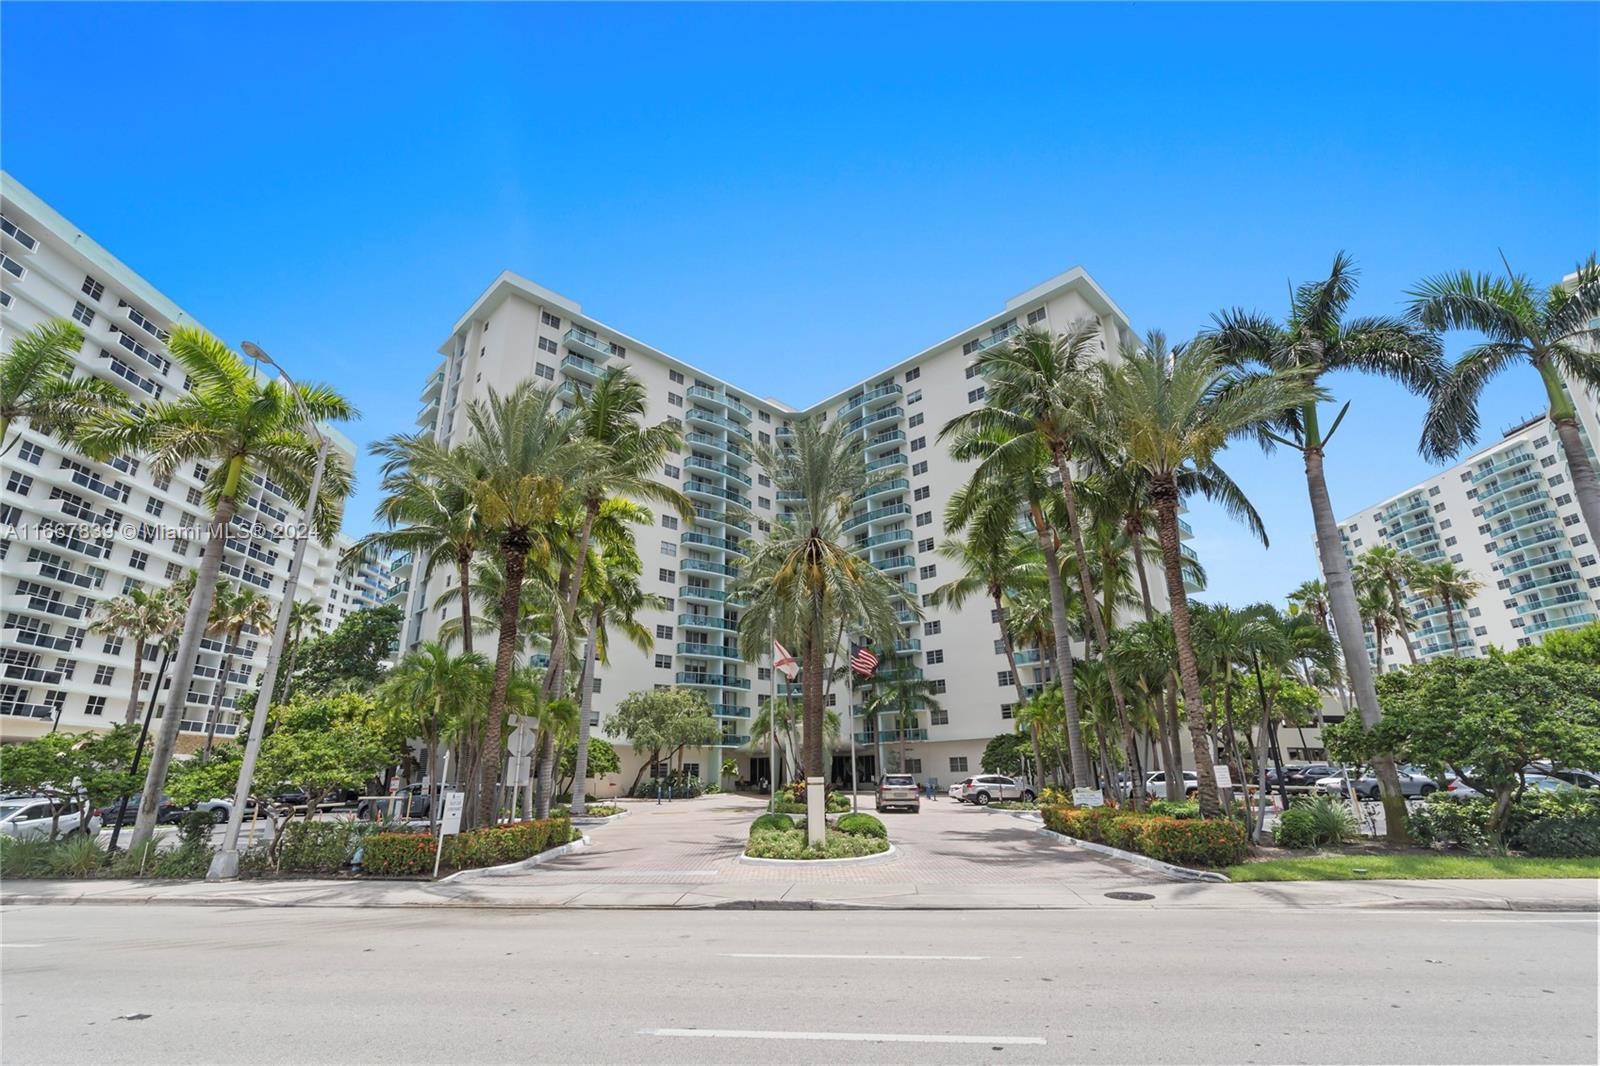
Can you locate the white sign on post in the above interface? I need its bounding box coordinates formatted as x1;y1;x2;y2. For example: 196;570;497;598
1072;787;1105;808
1214;765;1233;790
433;790;466;879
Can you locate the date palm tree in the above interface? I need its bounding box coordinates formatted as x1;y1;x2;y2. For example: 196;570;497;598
1420;560;1484;658
1208;253;1443;840
201;582;275;754
80;327;355;851
88;586;180;726
1411;256;1600;544
1352;545;1425;665
0;318;124;456
450;382;597;824
735;416;908;780
379;643;488;828
1092;331;1310;817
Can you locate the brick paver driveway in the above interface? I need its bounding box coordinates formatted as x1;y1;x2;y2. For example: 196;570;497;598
525;792;1162;895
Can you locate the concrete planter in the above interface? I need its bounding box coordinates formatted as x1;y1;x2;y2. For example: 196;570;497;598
738;843;898;867
439;834;591;883
1037;827;1229;883
569;809;628;826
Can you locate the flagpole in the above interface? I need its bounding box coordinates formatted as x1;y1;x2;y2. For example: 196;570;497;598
849;668;858;813
769;631;778;814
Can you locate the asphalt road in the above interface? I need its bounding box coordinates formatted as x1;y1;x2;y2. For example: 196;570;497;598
2;905;1594;1065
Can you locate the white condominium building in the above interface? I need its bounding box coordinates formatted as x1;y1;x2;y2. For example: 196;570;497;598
406;268;1175;790
304;535;399;634
0;172;356;744
1335;384;1600;668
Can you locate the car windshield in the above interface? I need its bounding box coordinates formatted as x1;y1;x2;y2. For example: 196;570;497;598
0;802;34;820
882;775;914;786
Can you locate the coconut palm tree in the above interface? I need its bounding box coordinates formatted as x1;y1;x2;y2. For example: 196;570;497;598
1411;256;1600;543
1092;331;1310;817
1286;579;1332;631
1352;545;1425;665
863;669;944;778
735;417;907;781
1208;254;1444;840
79;327;355;851
450;382;596;824
1420;560;1484;658
379;643;489;828
88;587;180;726
1357;581;1404;676
0;318;125;456
201;583;275;754
277;599;324;703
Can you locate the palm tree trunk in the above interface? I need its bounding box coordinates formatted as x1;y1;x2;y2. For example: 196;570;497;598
1150;479;1221;818
1444;598;1463;658
1050;451;1145;808
801;596;826;780
480;538;527;826
124;636;146;727
1392;580;1419;665
129;488;239;852
1303;439;1408;843
202;641;234;756
568;611;601;817
1539;359;1600;550
456;552;475;658
1032;508;1090;785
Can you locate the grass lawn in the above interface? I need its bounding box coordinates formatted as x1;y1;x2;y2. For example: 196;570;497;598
1224;853;1600;882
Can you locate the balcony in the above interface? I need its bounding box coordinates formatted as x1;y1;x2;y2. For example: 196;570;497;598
864;430;907;453
864;452;908;475
420;366;444;402
969;323;1021;356
1481;490;1548;520
840;383;903;415
675;672;751;689
1508;570;1578;595
1494;508;1558;536
555;380;592;404
684;408;754;441
1012;647;1043;665
1381;495;1429;520
681;558;739;578
1388;514;1435;536
113;330;171;374
1473;449;1536;480
563;328;615;363
873;666;924;684
1;703;54;722
857;478;909;502
680;613;737;632
873;555;916;574
684;432;751;464
7;628;75;652
858;528;912;549
843;503;912;532
694;508;751;534
855;728;929;744
680;585;728;603
895;609;917;624
1478;470;1543;501
718;734;752;747
681;531;744;553
685;386;753;422
98;353;161;397
893;638;922;654
1497;526;1564;553
710;704;751;719
684;455;753;486
3;663;63;685
1502;552;1570;577
560;354;605;381
1525;610;1598;635
1177;517;1195;539
685;481;750;507
1519;591;1589;612
677;642;741;660
415;397;439;427
847;406;904;434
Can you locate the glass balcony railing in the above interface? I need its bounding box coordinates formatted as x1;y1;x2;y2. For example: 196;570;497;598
1472;449;1536;481
685;408;754;441
681;558;739;578
684;455;753;486
843;503;912;531
675;672;751;689
677;642;740;659
857;478;910;502
679;613;737;632
563;328;614;362
840;383;903;415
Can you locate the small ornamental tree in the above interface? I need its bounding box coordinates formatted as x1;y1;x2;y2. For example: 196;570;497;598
1327;652;1600;844
257;693;398;820
606;688;722;793
979;733;1031;777
290;605;404;697
559;737;619;800
0;726;141;837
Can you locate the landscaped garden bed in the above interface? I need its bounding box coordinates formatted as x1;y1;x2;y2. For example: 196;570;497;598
550;804;625;819
1041;805;1248;869
744;811;890;860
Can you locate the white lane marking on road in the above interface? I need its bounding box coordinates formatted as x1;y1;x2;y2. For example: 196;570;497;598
0;943;44;948
1439;918;1597;923
641;1028;1044;1045
720;953;987;960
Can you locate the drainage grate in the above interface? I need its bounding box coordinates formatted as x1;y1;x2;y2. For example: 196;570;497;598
1104;891;1155;901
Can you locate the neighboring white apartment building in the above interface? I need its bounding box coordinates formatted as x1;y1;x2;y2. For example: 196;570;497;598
0;172;356;745
404;268;1179;791
1335;385;1600;669
304;535;398;633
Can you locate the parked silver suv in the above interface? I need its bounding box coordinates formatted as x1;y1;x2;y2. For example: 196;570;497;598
876;774;921;813
954;774;1035;806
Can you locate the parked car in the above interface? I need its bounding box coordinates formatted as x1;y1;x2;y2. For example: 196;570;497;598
1316;768;1437;799
95;794;183;826
949;778;973;802
875;774;921;813
357;784;431;820
0;796;101;839
187;797;264;824
1282;764;1340;789
1529;765;1600;790
954;774;1035;805
1144;770;1199;798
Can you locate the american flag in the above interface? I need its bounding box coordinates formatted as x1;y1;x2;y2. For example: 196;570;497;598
772;640;800;681
849;643;879;677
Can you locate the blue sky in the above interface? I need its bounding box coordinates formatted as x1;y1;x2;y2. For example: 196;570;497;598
4;3;1597;607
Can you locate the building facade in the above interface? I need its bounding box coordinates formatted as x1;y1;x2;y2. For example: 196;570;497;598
305;535;398;634
404;268;1173;791
0;172;355;744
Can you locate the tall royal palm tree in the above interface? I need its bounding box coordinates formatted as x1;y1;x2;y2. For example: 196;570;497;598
81;327;355;850
1420;560;1484;658
201;582;275;754
1092;331;1308;817
1411;256;1600;544
1352;545;1424;665
88;586;181;726
0;319;124;456
735;417;907;781
1209;253;1443;840
451;382;596;824
379;643;488;828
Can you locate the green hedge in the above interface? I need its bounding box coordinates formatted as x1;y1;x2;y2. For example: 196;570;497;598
835;813;887;839
750;813;795;836
1041;805;1247;868
745;827;889;860
1407;791;1600;855
362;817;575;877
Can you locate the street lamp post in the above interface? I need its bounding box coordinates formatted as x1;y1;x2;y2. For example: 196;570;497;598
206;342;331;881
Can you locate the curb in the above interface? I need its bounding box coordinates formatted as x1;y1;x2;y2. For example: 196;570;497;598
569;810;628;826
737;843;898;867
1038;826;1229;883
438;834;591;883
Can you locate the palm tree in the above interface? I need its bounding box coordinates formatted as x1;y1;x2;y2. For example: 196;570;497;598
451;382;596;824
1420;561;1484;658
88;587;179;726
1357;581;1403;676
0;318;124;456
943;323;1148;806
201;582;275;754
1209;253;1444;841
735;417;907;781
379;643;488;828
1352;545;1425;665
1092;331;1309;817
278;599;323;703
1411;256;1600;543
864;669;944;778
80;327;356;851
1286;579;1331;631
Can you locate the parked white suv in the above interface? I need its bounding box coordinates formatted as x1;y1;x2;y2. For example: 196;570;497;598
1144;770;1199;798
954;775;1035;806
0;796;102;839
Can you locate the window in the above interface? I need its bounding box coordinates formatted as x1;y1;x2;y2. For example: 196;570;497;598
1575;534;1590;546
1445;536;1457;546
758;431;771;445
127;550;148;571
659;568;676;583
668;393;683;407
5;471;31;495
541;311;561;328
82;275;105;301
997;670;1014;687
1556;493;1573;506
1027;307;1047;325
930;679;947;694
1427;486;1440;497
72;301;96;327
663;464;680;478
537;337;558;354
924;620;941;636
910;436;926;452
1550;474;1565;486
968;387;986;403
758;474;771;487
759;497;771;509
919;564;937;580
917;538;934;553
1001;704;1015;719
912;461;928;476
660;541;677;557
144;496;163;516
915;511;932;527
1474;626;1489;637
187;487;204;506
85;696;106;717
102;636;124;655
534;362;555;381
758;410;771;423
1468;606;1481;617
93;664;115;686
949;756;968;772
661;514;679;530
164;562;182;581
914;486;930;501
905;758;923;774
1580;555;1597;567
1541;455;1558;468
18;441;43;465
669;369;685;384
905;367;920;382
965;364;981;379
1566;514;1583;526
926;649;944;665
931;708;948;725
906;389;922;405
908;413;923;428
654;654;672;669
